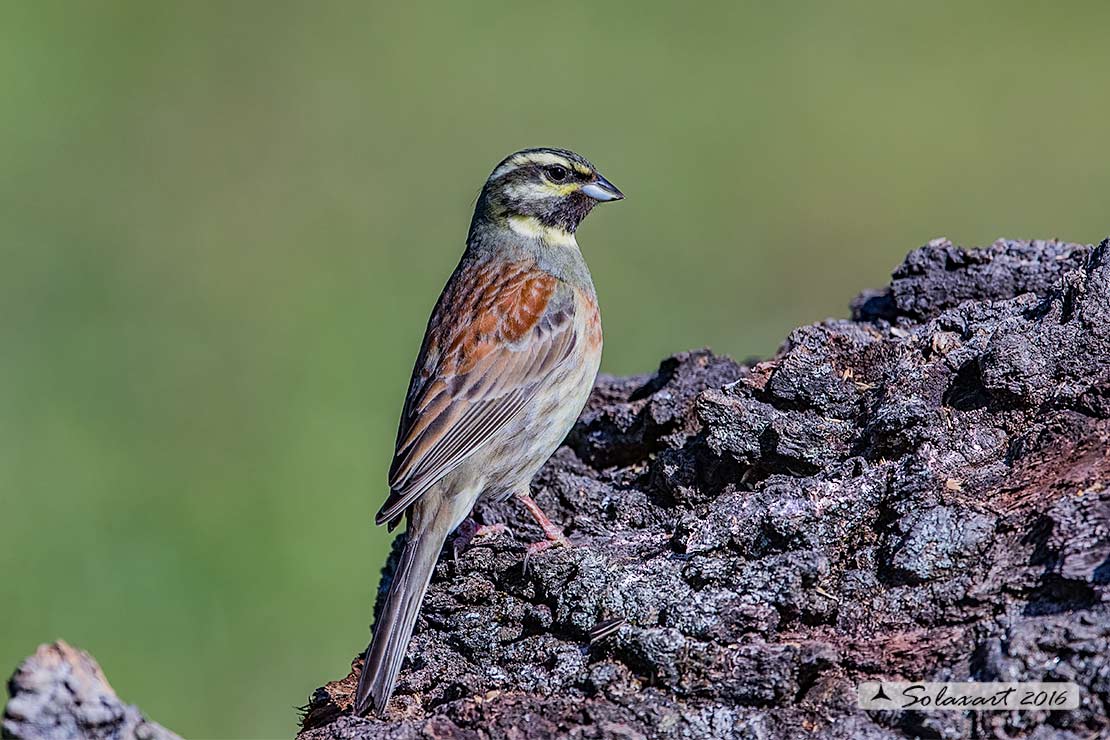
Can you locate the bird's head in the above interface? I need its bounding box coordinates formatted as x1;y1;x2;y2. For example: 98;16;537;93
473;148;624;244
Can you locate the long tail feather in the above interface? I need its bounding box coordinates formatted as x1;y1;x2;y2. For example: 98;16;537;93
352;524;447;715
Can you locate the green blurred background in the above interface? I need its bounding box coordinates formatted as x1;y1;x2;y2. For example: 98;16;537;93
2;1;1108;736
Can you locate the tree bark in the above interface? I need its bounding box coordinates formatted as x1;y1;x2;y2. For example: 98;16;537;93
2;641;180;740
7;238;1110;740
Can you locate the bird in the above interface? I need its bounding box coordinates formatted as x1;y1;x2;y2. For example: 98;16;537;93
352;147;624;716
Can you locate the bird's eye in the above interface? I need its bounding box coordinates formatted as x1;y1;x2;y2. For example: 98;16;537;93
545;165;568;182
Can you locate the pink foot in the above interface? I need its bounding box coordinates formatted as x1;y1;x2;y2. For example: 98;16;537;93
516;491;572;571
517;492;570;541
452;519;508;559
522;534;571;573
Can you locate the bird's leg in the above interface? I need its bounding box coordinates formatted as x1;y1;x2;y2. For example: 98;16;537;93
516;490;571;564
451;517;508;559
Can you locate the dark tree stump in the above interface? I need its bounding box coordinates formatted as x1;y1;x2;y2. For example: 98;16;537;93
7;238;1110;740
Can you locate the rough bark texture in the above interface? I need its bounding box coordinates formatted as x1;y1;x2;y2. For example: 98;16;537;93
2;642;180;740
6;239;1110;740
301;238;1110;740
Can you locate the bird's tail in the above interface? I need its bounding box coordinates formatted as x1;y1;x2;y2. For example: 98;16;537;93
352;515;449;716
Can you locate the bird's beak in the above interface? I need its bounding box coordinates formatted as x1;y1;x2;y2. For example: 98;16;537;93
581;174;624;202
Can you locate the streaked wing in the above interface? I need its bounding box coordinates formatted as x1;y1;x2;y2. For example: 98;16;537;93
376;259;578;525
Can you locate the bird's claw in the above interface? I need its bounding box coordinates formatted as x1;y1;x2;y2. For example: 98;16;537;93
521;530;572;574
452;520;508;560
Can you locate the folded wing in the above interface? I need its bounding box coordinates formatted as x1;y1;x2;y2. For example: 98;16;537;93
377;259;578;526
